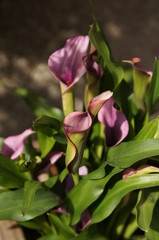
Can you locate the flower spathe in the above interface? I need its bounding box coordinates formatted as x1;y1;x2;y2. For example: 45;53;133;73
1;129;34;160
48;35;89;91
83;51;103;107
98;98;129;147
124;57;152;110
64;91;113;173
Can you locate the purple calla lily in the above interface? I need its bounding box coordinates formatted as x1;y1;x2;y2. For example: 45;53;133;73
129;57;152;77
83;51;103;107
48;35;89;91
64;91;113;173
98;98;129;147
124;57;152;110
1;129;34;160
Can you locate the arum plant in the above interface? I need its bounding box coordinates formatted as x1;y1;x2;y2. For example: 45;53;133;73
48;35;89;116
1;6;159;240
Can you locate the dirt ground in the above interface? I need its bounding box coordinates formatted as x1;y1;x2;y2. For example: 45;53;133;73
1;0;159;137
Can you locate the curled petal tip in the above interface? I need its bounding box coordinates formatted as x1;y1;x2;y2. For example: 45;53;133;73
48;35;89;90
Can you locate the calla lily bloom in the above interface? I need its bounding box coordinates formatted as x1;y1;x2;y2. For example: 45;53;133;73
64;91;113;173
124;57;152;110
98;98;129;147
83;51;103;107
48;35;89;116
48;35;89;91
1;129;34;160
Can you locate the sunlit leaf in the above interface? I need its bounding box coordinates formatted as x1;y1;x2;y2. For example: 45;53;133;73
33;115;61;158
108;139;159;168
92;174;159;223
136;189;159;232
68;166;121;225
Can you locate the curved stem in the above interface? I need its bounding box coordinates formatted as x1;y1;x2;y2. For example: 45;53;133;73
60;83;75;117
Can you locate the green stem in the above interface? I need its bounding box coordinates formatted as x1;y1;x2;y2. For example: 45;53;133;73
60;83;75;117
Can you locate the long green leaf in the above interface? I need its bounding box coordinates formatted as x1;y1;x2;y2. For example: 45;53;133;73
146;199;159;240
0;154;28;188
134;118;159;140
146;58;159;111
108;139;159;168
48;214;76;238
68;166;121;225
92;174;159;223
22;181;41;215
0;187;60;221
89;26;124;86
136;189;159;232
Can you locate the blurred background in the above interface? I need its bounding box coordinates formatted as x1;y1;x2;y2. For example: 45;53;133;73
1;0;159;137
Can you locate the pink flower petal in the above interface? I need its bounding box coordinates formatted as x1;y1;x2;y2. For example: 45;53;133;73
1;129;34;159
88;91;113;118
50;151;63;165
83;51;103;81
122;168;136;179
79;165;88;176
64;111;92;135
131;57;152;76
98;98;129;147
48;35;89;90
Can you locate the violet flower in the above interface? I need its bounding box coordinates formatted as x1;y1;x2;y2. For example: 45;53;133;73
124;57;152;110
64;91;113;173
48;35;89;91
48;35;89;116
98;98;129;147
1;129;34;160
83;51;103;107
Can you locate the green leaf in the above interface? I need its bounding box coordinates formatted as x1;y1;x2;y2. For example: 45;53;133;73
22;181;41;215
134;118;159;140
33;115;61;158
136;189;159;232
0;187;60;221
48;214;76;238
37;235;61;240
89;25;124;86
113;79;132;117
72;224;108;240
67;166;122;225
146;199;159;240
92;174;159;223
107;139;159;168
44;176;58;188
146;58;159;111
0;154;27;188
15;87;63;122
